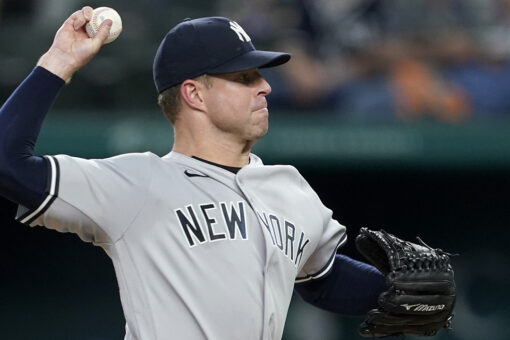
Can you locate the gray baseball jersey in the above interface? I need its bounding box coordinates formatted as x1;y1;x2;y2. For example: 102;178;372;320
16;151;346;340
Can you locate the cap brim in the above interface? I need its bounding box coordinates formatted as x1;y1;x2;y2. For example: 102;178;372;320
207;50;290;75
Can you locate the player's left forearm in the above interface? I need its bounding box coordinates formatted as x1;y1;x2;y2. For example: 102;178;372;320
294;254;387;316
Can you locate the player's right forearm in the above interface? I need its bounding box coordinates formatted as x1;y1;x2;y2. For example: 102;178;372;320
0;67;65;208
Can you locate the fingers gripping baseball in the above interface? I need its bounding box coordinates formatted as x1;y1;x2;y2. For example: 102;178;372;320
37;6;113;82
67;7;113;58
71;6;93;31
92;20;113;45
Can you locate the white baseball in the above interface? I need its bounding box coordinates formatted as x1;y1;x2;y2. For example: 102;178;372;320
85;7;122;44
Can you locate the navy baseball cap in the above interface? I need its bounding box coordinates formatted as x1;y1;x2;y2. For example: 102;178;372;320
153;17;291;93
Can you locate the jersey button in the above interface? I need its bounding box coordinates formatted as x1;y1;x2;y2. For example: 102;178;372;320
268;313;275;339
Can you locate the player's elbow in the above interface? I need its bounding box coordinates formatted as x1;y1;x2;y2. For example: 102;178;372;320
0;130;37;181
0;143;48;208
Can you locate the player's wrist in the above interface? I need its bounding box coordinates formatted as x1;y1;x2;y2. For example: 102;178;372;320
37;49;77;83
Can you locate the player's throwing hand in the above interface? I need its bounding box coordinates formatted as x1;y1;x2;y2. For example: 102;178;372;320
37;6;112;82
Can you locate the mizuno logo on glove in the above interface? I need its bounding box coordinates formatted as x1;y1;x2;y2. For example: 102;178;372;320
401;304;446;312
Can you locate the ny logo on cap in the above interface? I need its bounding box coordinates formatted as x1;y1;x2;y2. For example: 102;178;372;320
229;21;251;42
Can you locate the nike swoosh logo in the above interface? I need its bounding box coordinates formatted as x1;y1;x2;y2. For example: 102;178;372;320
184;169;210;178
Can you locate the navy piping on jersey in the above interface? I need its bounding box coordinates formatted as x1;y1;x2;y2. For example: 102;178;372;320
294;232;347;283
16;156;60;225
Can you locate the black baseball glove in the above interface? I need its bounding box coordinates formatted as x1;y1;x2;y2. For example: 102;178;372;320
355;228;456;337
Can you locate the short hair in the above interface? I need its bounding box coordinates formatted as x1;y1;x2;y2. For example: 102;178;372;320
157;74;211;124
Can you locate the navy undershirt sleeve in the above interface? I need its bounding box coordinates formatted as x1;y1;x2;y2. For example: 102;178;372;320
0;67;65;209
294;254;387;316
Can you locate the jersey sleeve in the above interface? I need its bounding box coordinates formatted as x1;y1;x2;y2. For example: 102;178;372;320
15;152;153;244
295;180;347;283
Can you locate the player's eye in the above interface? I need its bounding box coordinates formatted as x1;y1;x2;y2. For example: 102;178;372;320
235;72;258;85
236;74;250;83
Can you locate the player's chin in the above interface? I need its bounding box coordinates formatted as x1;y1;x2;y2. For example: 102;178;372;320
250;119;269;140
250;128;268;142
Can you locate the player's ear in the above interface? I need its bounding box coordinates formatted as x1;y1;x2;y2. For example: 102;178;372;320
180;79;206;112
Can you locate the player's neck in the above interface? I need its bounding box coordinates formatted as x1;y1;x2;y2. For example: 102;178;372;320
172;116;260;167
173;134;252;168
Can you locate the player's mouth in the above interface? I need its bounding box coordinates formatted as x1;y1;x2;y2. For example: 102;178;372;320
253;107;269;118
252;102;268;113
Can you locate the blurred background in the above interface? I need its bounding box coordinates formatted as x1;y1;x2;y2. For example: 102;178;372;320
1;0;509;339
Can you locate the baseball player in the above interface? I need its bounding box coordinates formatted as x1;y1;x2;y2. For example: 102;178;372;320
0;7;387;339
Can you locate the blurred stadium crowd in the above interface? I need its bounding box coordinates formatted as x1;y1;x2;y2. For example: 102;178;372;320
3;0;510;122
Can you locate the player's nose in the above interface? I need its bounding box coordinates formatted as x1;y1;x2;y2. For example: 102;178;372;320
257;76;272;96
